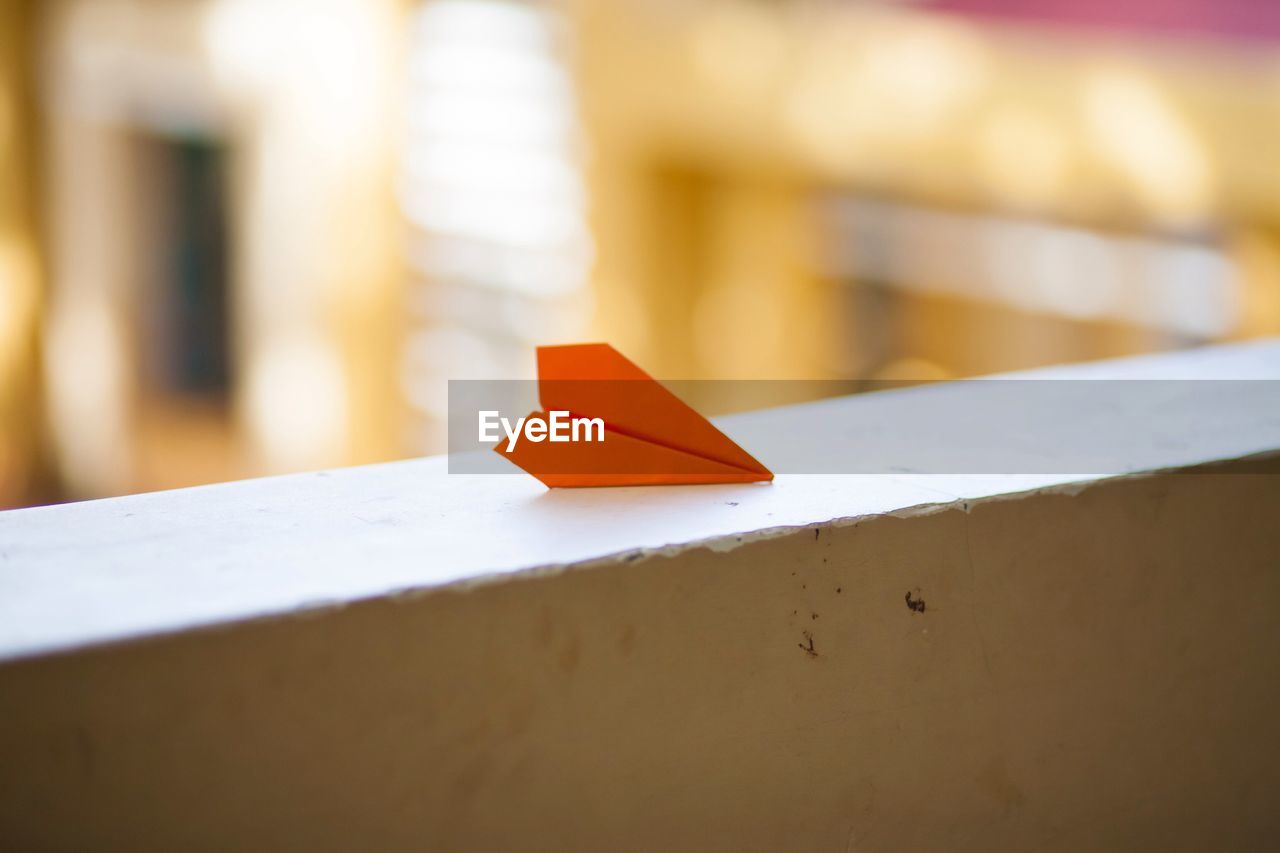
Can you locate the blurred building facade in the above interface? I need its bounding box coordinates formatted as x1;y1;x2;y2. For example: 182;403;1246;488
2;0;1279;507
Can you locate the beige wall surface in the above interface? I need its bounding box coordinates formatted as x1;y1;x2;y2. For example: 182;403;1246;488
2;459;1278;850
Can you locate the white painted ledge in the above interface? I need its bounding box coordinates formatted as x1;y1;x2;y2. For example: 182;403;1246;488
1;339;1278;662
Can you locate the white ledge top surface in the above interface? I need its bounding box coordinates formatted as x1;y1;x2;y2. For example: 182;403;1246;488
2;339;1279;662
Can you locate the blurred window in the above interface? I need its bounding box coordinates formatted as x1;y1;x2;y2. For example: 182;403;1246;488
138;133;233;399
399;0;591;451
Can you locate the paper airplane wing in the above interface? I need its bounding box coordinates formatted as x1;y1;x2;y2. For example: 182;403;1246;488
496;343;773;487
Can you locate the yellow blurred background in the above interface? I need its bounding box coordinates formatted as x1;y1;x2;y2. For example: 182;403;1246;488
2;0;1279;508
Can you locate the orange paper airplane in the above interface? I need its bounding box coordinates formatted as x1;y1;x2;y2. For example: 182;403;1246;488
496;343;773;487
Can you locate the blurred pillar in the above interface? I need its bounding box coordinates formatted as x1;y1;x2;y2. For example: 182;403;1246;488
0;0;55;507
1232;228;1280;340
